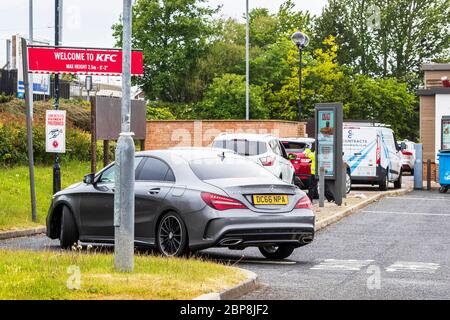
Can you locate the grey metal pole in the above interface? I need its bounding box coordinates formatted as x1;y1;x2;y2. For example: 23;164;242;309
319;166;325;208
29;0;34;119
245;0;250;120
53;0;61;195
59;0;64;44
298;47;303;122
427;159;431;191
6;39;11;70
114;0;135;273
21;38;37;222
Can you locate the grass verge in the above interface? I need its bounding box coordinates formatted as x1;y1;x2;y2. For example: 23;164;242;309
0;161;94;231
0;249;246;300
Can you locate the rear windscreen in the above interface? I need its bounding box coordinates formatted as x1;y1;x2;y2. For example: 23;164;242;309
212;140;267;156
281;142;309;152
189;157;274;180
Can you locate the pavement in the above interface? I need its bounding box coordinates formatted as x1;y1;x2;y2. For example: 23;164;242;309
2;176;449;299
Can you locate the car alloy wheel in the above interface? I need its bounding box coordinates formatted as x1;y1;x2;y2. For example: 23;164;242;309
157;214;185;257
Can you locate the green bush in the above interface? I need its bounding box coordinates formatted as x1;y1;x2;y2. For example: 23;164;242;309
0;123;103;167
0;94;14;104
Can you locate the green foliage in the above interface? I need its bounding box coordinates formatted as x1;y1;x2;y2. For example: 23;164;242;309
0;94;13;104
112;0;218;103
343;75;418;140
109;0;433;140
315;0;450;81
0;123;102;167
196;74;268;120
146;104;175;120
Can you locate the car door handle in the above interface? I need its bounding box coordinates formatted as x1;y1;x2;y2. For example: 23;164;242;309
148;188;161;195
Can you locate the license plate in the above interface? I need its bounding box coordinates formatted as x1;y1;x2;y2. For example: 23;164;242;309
253;194;289;205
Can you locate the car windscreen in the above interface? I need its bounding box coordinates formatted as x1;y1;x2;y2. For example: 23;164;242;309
212;139;267;156
281;142;308;152
189;157;275;180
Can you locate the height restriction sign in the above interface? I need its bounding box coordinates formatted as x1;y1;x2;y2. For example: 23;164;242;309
46;110;66;153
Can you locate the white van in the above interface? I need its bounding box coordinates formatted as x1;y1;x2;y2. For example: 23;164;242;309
343;123;402;190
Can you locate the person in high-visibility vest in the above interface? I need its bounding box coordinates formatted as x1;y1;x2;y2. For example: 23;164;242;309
304;147;318;200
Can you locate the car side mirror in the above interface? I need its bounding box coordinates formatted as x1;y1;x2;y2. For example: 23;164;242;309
83;173;95;185
288;153;297;160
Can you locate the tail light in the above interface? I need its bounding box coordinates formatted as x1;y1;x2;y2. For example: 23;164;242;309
259;155;276;166
201;192;247;210
402;150;413;156
376;137;381;166
295;195;313;209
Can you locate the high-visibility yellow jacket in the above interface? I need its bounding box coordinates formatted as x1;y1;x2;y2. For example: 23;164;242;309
304;148;316;175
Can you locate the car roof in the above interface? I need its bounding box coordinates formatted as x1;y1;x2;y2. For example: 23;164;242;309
214;133;277;142
280;137;315;144
135;147;238;162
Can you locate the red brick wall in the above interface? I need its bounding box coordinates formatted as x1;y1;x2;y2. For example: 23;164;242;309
145;120;307;150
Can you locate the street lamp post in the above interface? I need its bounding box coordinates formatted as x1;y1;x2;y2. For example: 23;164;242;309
291;30;309;122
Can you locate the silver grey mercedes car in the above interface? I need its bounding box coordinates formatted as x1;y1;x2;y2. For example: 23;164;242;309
46;148;315;259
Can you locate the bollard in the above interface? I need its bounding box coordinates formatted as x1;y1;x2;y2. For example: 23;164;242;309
414;143;423;190
319;166;325;208
427;159;431;191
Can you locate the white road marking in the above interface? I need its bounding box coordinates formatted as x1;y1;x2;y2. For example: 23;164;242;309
310;259;374;271
386;196;450;202
363;210;450;217
385;261;440;274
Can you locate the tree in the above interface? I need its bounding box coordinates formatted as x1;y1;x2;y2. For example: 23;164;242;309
196;74;268;120
112;0;218;103
265;36;346;120
315;0;450;83
344;75;417;139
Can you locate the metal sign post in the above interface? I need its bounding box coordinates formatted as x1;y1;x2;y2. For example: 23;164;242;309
21;38;37;222
85;76;93;101
315;103;344;206
114;0;135;273
53;0;62;195
245;0;250;121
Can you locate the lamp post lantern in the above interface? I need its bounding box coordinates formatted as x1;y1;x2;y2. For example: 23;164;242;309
291;30;309;122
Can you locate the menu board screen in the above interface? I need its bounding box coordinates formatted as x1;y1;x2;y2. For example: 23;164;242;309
317;110;335;176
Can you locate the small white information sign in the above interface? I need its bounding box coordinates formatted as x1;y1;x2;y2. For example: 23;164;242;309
45;110;66;153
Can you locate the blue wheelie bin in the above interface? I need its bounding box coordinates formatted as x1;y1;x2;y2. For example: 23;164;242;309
438;150;450;193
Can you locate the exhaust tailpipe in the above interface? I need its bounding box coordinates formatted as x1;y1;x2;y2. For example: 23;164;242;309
220;239;243;246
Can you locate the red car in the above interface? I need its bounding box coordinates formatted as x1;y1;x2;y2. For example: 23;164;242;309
281;138;352;193
281;138;315;188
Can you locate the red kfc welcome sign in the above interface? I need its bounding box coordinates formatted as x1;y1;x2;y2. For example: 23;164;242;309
27;46;144;76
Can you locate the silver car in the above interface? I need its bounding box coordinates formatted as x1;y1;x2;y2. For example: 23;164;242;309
46;148;315;259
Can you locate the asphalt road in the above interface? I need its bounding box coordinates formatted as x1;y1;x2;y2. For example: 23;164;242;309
1;187;449;300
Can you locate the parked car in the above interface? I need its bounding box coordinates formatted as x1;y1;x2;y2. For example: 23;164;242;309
343;122;402;191
280;138;314;186
399;140;416;175
46;148;315;260
281;138;352;194
211;133;296;184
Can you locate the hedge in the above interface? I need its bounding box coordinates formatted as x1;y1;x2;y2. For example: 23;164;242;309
0;123;106;167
